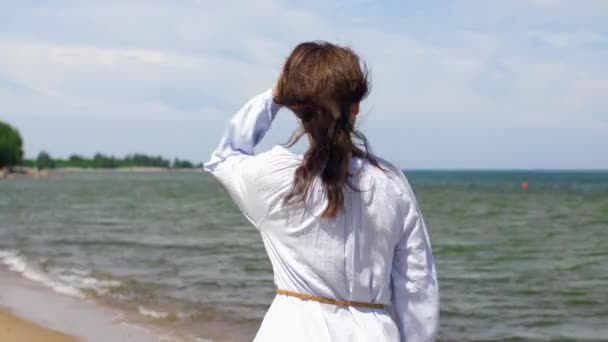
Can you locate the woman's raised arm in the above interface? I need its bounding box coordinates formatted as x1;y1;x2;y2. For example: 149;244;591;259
203;89;281;225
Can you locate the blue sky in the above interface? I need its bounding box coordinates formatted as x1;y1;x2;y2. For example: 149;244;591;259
1;0;607;169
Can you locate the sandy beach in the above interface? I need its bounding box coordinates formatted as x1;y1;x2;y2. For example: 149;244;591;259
0;308;77;342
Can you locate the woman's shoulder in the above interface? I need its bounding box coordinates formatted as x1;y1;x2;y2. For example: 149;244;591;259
262;145;302;164
268;144;299;156
253;145;302;177
369;156;417;201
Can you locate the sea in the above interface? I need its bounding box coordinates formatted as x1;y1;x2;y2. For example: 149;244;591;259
1;170;607;341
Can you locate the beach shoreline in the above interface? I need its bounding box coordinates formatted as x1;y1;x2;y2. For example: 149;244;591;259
0;265;175;342
0;259;244;341
0;166;200;179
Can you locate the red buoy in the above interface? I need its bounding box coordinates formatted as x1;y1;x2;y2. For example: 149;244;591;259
522;181;529;190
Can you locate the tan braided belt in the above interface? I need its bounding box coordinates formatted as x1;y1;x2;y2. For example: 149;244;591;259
276;289;385;310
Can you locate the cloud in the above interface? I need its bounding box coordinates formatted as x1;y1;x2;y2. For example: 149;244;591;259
0;0;333;118
1;0;607;168
0;37;276;118
528;30;605;49
525;0;608;12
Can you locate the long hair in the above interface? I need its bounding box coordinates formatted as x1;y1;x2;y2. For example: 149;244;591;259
274;41;382;218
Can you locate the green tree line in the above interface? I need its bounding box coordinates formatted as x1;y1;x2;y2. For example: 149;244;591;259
1;120;200;170
0;121;23;168
21;151;201;169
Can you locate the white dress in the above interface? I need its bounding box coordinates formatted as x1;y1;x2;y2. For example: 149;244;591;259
204;90;439;342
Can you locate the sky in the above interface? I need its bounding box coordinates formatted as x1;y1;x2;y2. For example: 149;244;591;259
0;0;607;169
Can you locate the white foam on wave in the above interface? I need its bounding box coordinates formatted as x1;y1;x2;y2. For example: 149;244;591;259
0;249;122;299
191;337;215;342
0;249;204;342
120;321;197;342
138;306;171;319
137;306;190;321
48;266;123;296
0;249;84;297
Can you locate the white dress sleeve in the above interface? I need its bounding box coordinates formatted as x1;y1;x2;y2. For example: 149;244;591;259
391;192;440;342
203;89;280;226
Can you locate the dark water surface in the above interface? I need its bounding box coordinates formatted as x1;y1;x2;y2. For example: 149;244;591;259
1;170;607;341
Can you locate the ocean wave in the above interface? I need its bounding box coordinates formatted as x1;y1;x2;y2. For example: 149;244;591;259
47;238;206;251
0;249;123;298
137;306;188;321
189;336;215;342
138;306;171;319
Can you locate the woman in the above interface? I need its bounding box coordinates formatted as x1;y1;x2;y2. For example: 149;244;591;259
204;41;439;342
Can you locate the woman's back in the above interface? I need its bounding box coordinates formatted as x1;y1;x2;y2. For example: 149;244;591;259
204;41;438;341
255;145;405;304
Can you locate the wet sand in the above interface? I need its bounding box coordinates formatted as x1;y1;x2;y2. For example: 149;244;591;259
0;308;77;342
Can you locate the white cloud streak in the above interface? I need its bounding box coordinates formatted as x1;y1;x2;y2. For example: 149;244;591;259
1;0;606;167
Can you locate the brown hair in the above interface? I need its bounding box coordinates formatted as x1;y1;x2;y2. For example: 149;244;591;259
274;41;381;218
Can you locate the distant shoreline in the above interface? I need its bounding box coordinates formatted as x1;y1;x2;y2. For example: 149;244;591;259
0;166;200;179
3;166;606;180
